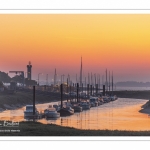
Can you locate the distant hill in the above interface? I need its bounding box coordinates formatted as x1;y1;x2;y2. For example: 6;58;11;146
115;81;150;87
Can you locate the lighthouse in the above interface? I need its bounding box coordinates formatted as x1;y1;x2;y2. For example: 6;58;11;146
27;61;32;80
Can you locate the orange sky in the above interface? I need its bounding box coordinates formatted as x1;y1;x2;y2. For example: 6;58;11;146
1;14;150;83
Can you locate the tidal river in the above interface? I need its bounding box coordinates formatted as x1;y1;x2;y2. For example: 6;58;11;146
0;98;150;131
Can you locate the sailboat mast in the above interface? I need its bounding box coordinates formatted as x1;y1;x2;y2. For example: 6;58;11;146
112;71;113;94
109;71;110;92
80;57;82;87
88;73;90;85
99;74;100;91
91;72;93;86
76;74;77;83
106;69;107;92
54;68;57;85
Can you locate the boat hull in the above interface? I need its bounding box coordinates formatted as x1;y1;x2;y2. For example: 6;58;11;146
58;109;74;116
46;113;60;118
81;105;90;110
73;106;82;112
24;112;40;119
90;102;98;107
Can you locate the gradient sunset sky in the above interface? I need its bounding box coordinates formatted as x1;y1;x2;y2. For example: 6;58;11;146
1;14;150;83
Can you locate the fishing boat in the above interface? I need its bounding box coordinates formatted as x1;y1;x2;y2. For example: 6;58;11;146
80;92;88;99
63;102;72;107
94;97;102;106
24;105;40;119
80;101;90;110
114;95;118;100
57;84;74;116
107;96;112;101
44;105;60;118
69;92;77;97
58;106;74;116
103;96;110;103
53;104;61;111
98;97;104;105
71;102;82;112
109;95;118;101
89;97;98;107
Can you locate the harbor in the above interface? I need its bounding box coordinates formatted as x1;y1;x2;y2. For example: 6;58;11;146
1;67;150;134
0;97;150;131
1;14;150;137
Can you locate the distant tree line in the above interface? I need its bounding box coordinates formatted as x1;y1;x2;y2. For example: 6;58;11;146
0;71;11;83
116;81;150;87
0;71;37;85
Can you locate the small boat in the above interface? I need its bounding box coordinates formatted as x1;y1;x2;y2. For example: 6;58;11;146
89;97;98;107
110;95;118;101
107;96;112;101
58;83;74;116
80;101;90;110
63;102;72;107
80;92;88;99
69;92;77;97
114;95;118;100
24;105;40;119
58;106;74;116
110;96;115;101
103;96;110;103
71;102;82;112
53;104;61;111
98;97;104;105
44;105;60;118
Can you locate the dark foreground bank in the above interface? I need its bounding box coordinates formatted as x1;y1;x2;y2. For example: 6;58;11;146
0;121;150;136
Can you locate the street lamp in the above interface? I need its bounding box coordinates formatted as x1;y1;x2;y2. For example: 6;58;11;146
51;79;54;85
61;74;65;83
38;73;43;86
46;74;49;86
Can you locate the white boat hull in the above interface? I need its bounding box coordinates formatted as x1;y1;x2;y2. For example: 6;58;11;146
24;112;40;119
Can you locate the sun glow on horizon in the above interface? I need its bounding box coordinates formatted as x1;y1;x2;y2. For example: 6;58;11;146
1;14;150;82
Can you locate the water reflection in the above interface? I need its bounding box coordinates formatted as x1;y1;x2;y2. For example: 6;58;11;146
0;98;150;131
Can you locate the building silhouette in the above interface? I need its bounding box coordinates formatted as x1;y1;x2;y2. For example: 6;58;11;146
27;61;32;80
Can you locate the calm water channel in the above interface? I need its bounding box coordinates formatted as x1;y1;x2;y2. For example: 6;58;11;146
0;98;150;131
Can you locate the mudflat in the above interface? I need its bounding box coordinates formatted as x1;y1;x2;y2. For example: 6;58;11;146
0;90;67;111
1;90;150;111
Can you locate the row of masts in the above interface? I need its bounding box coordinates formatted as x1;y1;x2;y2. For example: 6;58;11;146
53;57;114;92
48;73;108;86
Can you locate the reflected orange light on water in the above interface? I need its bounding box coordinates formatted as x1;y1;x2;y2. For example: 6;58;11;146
0;99;150;131
36;99;150;131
